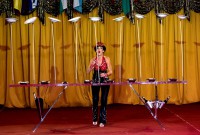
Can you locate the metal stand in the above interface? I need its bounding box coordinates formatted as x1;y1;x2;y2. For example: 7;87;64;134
6;18;18;83
33;87;43;120
68;17;81;83
8;80;186;132
150;81;170;119
89;17;101;83
48;17;61;84
128;83;165;130
32;86;67;133
128;80;183;129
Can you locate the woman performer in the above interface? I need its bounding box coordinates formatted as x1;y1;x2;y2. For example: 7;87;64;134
87;42;113;127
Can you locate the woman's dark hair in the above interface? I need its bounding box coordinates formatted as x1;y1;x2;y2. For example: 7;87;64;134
94;42;106;52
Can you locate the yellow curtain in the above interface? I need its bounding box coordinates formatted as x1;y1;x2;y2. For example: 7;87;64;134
0;9;200;108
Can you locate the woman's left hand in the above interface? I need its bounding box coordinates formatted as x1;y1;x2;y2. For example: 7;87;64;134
100;73;107;77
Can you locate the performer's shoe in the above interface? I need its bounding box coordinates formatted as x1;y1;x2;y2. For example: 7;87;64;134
93;121;97;125
99;123;105;127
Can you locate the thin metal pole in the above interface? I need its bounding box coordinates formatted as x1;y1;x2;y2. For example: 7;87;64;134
180;20;184;80
93;22;100;82
32;23;36;83
160;19;163;81
10;24;14;83
119;21;123;82
136;19;142;81
75;22;78;83
51;22;56;83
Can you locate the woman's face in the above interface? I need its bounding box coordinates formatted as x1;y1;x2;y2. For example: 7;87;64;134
96;46;104;56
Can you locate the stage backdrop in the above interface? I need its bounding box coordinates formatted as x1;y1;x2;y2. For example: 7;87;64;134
0;9;200;108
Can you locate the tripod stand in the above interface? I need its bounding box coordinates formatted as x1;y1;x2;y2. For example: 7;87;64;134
128;79;186;130
128;81;165;130
32;85;67;133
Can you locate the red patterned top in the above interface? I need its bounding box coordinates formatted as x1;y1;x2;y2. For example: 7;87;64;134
94;56;107;71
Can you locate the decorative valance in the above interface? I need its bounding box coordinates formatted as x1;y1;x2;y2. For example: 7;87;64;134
0;0;199;24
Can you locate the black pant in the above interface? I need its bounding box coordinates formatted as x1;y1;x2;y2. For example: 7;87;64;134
92;85;110;124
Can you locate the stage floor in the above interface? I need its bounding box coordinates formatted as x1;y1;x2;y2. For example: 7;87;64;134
0;103;200;135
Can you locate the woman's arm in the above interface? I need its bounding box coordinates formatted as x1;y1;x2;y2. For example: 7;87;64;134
105;56;112;76
87;57;95;74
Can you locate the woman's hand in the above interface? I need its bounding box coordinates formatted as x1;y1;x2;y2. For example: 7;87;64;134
90;60;96;70
100;73;107;77
87;58;96;73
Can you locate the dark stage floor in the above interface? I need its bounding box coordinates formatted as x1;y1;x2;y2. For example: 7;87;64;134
0;103;200;135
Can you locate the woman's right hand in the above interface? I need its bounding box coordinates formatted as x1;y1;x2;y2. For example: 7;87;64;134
90;60;96;70
87;58;96;73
